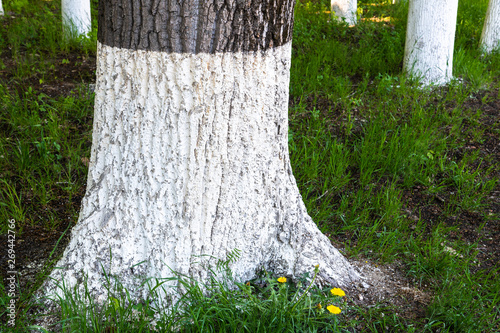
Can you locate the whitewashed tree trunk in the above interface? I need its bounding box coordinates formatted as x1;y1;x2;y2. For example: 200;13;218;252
62;0;91;37
42;0;360;304
0;0;4;16
481;0;500;53
403;0;459;85
331;0;357;25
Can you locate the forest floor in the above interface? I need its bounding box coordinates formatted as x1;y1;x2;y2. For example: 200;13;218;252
1;51;499;329
0;1;499;331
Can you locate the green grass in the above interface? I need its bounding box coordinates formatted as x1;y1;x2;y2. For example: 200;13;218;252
1;0;500;331
33;253;348;332
0;85;93;234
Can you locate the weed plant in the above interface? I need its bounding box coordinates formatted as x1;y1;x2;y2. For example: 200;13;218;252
0;0;499;332
29;255;348;332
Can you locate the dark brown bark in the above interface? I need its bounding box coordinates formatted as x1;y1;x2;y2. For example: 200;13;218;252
98;0;295;54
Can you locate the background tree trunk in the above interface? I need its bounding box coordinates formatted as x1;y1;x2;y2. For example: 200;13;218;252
62;0;91;37
0;0;4;16
43;0;359;303
481;0;500;53
331;0;357;25
403;0;458;85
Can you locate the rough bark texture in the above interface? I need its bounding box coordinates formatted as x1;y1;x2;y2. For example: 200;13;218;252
42;41;359;302
403;0;458;85
41;0;360;304
98;0;295;54
62;0;92;37
481;0;500;53
331;0;357;25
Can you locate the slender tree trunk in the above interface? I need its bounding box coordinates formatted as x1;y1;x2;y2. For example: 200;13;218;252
62;0;91;37
331;0;357;25
42;0;359;303
481;0;500;53
0;0;4;16
403;0;458;85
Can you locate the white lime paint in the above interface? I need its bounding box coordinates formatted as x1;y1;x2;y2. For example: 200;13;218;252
0;0;4;16
481;0;500;53
331;0;357;25
42;42;360;303
403;0;458;85
62;0;91;37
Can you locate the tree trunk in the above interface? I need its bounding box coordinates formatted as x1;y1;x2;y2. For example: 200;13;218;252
403;0;458;85
331;0;357;25
62;0;91;37
481;0;500;53
0;0;4;16
43;0;359;303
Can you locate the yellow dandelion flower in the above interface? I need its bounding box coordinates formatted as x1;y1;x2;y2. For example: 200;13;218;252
330;288;345;297
327;305;341;314
277;277;287;283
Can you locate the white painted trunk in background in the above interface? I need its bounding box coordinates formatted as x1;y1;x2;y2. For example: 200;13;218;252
403;0;458;85
62;0;91;37
481;0;500;53
0;0;4;16
331;0;357;25
43;42;359;302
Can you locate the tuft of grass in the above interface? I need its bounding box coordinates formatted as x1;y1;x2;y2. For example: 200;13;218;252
32;254;349;332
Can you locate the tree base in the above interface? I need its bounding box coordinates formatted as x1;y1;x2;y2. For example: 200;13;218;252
40;41;359;306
